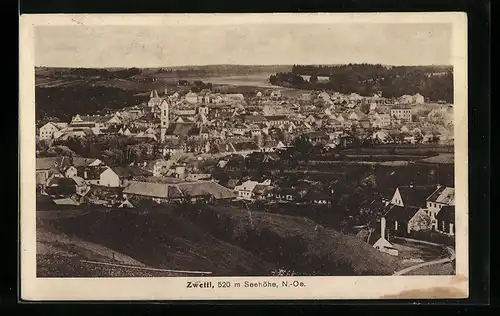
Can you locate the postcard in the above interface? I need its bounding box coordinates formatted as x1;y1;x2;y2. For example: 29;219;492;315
20;12;468;300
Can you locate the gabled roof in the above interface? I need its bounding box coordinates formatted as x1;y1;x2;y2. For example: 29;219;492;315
165;123;197;137
398;185;439;208
36;157;58;170
436;205;455;223
265;115;288;121
71;157;99;168
136;112;160;123
232;141;259;152
174;181;236;199
384;204;421;223
426;186;455;205
225;179;240;189
122;181;175;199
243;115;267;124
78;165;107;180
72;176;86;187
304;131;328;138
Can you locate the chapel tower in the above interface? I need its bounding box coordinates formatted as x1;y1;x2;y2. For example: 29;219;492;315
160;99;170;142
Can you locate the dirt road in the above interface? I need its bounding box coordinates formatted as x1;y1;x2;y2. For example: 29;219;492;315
393;238;455;276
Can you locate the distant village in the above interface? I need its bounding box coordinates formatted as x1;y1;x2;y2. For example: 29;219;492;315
36;82;456;257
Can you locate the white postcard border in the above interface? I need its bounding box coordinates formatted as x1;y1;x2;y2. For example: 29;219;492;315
20;12;468;301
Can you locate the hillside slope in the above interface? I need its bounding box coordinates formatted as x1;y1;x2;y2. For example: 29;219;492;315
40;205;398;277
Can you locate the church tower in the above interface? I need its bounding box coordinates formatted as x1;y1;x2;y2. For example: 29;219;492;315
160;99;170;143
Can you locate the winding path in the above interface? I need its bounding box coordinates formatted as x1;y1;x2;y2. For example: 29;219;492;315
393;239;455;276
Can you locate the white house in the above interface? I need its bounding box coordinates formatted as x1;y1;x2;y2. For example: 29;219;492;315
97;167;122;187
64;166;78;178
39;122;68;140
425;186;455;230
234;179;271;200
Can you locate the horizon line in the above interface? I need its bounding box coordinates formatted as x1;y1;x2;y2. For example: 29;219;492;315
35;63;453;69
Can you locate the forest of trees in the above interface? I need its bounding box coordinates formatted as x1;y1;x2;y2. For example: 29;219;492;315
35;86;147;123
39;67;143;79
270;64;454;103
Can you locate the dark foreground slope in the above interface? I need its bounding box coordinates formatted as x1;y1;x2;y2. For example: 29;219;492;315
39;205;398;277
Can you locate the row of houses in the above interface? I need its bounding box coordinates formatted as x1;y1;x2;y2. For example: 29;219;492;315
372;184;456;256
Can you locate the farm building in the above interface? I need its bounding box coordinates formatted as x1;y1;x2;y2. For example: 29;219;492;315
436;205;455;236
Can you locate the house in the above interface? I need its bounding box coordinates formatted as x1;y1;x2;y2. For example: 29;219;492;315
80;166;125;188
390;185;439;208
327;119;343;130
122;181;178;202
217;141;260;157
372;130;393;144
264;115;289;128
64;166;78;178
148;90;163;110
413;93;425;104
174;107;197;117
39;122;68;140
185;92;199;104
425;186;455;230
256;91;263;98
72;157;102;168
119;126;140;137
44;177;78;197
185;173;211;182
134;112;161;129
303;131;329;144
53;127;95;140
135;131;158;142
234;179;271;200
142;159;170;177
383;185;440;237
378;114;391;127
383;204;432;238
71;114;122;131
169;91;181;101
317;92;331;102
72;176;89;196
36;157;59;186
372;217;399;256
224;93;245;102
436;205;455;236
174;180;237;202
230;123;249;136
400;95;414;104
97;167;125;187
348;111;361;121
242;115;267;125
391;108;412;123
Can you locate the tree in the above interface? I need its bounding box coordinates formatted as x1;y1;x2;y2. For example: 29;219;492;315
309;74;318;84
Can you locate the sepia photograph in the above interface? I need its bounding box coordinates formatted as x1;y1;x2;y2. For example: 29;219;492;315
20;13;468;300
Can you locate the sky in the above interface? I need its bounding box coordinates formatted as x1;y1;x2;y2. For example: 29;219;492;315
35;23;452;67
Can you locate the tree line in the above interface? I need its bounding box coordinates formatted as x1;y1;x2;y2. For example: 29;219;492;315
43;68;142;79
36;86;147;122
269;64;453;103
